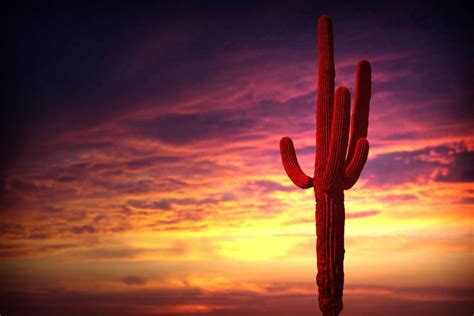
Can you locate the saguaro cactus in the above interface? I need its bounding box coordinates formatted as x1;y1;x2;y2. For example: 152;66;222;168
279;16;371;316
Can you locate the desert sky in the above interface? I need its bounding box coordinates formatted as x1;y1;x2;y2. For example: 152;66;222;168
1;2;473;315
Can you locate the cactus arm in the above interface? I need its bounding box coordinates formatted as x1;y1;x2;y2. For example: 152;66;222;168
280;137;314;189
316;15;335;172
342;138;369;190
346;60;371;165
324;87;351;191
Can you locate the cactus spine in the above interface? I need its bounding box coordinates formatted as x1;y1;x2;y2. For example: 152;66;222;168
279;16;371;316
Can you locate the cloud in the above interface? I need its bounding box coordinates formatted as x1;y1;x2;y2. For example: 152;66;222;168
77;247;146;260
363;143;471;186
121;275;148;286
128;199;173;211
0;284;472;316
456;197;474;204
9;179;38;193
346;210;381;219
28;233;51;240
132;111;255;144
434;151;474;182
125;156;180;169
72;240;196;261
0;222;26;238
0;242;77;258
41;206;64;213
378;194;418;203
69;225;95;235
100;179;158;195
241;180;294;194
55;176;79;183
127;195;228;212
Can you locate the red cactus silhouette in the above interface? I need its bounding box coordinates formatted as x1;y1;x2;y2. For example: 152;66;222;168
279;15;371;316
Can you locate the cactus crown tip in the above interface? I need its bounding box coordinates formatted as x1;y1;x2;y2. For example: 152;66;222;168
358;59;371;69
336;86;350;94
319;15;331;21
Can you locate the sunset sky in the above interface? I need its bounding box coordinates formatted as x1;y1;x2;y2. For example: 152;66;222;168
1;2;473;315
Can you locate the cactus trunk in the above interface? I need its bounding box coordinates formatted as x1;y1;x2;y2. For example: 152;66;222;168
316;191;345;315
279;15;371;315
